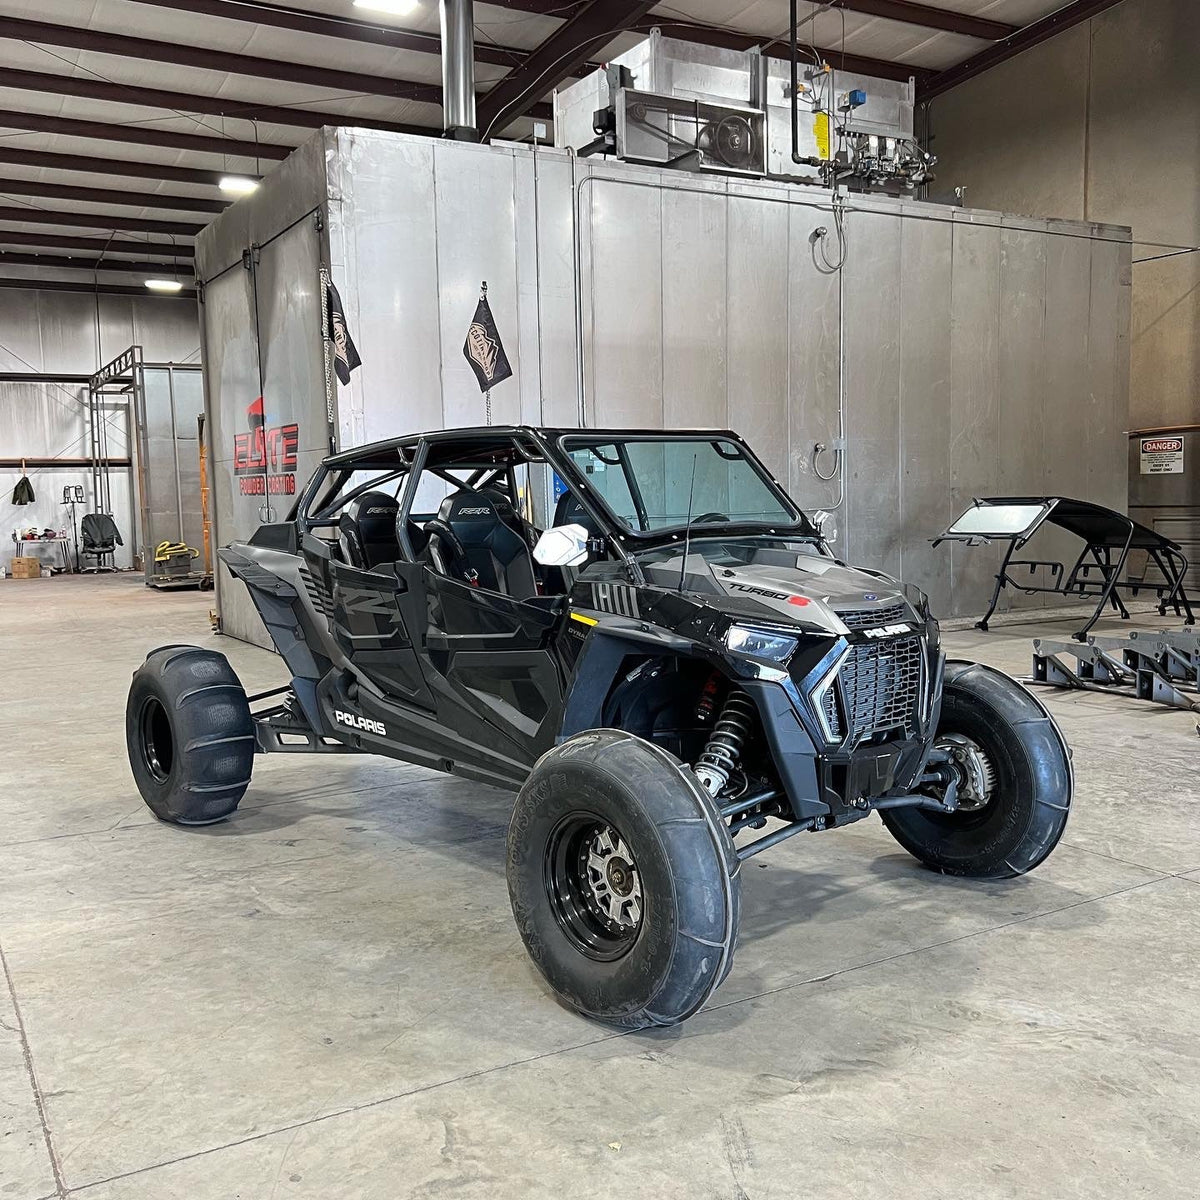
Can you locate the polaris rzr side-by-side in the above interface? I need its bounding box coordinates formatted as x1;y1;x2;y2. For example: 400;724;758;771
126;427;1073;1026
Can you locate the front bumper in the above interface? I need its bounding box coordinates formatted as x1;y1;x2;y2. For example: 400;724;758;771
739;623;944;826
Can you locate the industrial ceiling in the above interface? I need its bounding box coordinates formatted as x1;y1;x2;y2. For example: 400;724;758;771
0;0;1125;296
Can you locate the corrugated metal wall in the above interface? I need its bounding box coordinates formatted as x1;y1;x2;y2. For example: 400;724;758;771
198;129;1131;643
0;289;201;573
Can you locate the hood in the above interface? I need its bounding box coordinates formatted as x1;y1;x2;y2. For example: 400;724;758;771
642;552;913;636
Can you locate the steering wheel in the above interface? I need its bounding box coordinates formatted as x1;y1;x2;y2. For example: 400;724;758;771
692;512;730;524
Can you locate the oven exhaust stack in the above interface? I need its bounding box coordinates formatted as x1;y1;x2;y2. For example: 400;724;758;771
440;0;477;140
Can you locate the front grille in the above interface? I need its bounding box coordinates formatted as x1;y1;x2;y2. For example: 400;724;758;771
835;602;908;630
837;636;923;738
820;685;842;739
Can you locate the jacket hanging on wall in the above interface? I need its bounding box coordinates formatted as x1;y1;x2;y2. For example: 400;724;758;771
11;461;34;505
326;281;362;385
462;282;512;425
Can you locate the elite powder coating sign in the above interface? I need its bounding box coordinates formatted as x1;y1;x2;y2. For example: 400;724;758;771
1139;436;1184;475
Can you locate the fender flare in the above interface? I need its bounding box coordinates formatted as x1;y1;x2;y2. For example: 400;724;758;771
942;658;1074;801
558;624;709;740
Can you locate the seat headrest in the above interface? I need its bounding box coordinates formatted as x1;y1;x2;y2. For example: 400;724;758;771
344;492;399;540
554;491;599;536
439;490;499;525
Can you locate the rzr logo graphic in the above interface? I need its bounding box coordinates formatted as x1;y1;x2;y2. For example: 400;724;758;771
863;623;914;639
457;506;491;516
234;396;299;497
334;709;386;736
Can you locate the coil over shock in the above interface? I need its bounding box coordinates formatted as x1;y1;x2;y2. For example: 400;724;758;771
694;687;756;797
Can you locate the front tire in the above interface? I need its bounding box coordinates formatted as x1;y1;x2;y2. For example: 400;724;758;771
881;660;1071;878
507;730;740;1028
126;645;255;824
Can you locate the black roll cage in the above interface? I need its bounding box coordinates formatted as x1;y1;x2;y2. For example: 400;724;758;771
289;426;818;585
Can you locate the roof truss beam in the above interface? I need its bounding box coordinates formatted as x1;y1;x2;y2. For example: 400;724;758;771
0;277;196;298
0;251;193;276
0;145;240;189
0;110;292;160
483;0;1014;40
0;14;440;103
803;2;1015;40
0;205;202;236
919;0;1129;99
0;68;432;137
0;179;227;214
0;229;194;257
118;0;537;69
478;0;658;137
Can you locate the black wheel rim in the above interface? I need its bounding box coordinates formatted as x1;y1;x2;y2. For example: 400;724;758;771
922;728;1006;831
139;696;175;783
544;812;644;962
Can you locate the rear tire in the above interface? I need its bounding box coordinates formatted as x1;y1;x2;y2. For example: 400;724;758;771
881;660;1071;879
507;730;740;1028
126;645;255;824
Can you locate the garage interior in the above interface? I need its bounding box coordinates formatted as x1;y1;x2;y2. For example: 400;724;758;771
1;2;1198;1198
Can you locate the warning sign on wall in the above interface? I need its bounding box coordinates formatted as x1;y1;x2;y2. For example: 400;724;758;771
1139;436;1184;475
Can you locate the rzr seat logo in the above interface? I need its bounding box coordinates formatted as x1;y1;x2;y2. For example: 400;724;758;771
863;623;914;639
234;396;299;497
334;709;386;736
457;506;491;516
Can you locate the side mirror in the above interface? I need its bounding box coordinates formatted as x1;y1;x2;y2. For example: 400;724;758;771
533;523;590;568
812;509;837;542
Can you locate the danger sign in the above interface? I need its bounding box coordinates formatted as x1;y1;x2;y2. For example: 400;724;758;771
1139;436;1184;475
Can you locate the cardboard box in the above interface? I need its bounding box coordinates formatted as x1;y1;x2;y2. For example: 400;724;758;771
9;557;42;579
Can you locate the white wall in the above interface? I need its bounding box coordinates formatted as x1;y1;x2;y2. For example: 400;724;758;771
0;287;201;572
926;0;1199;431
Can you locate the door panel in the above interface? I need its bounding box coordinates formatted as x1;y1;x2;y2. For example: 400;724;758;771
406;563;566;761
328;560;434;708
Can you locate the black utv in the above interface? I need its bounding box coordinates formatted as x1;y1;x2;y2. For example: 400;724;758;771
126;427;1073;1026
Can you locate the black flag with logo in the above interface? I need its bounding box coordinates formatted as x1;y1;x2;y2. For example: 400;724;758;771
462;283;513;393
326;281;361;386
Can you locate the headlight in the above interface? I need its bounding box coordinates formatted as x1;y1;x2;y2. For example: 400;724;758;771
725;625;799;663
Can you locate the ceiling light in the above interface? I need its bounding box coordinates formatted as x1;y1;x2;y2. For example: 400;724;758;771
353;0;420;16
220;175;259;196
145;279;184;293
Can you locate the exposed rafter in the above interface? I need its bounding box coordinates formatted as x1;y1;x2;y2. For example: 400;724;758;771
0;229;194;258
810;2;1015;40
0;146;240;189
0;68;433;138
0;14;441;103
0;277;196;298
0;111;292;160
0;181;228;215
118;0;536;69
478;0;658;137
481;0;1014;39
0;206;202;237
0;251;194;277
920;0;1130;100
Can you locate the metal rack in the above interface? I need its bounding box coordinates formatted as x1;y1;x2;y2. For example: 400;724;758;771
1030;630;1200;720
89;346;207;588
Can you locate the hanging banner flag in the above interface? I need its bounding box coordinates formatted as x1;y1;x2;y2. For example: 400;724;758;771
326;281;362;385
462;281;513;394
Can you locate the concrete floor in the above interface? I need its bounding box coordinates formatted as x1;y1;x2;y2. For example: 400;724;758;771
1;575;1198;1200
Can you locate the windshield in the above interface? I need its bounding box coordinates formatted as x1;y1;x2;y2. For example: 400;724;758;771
561;436;801;535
